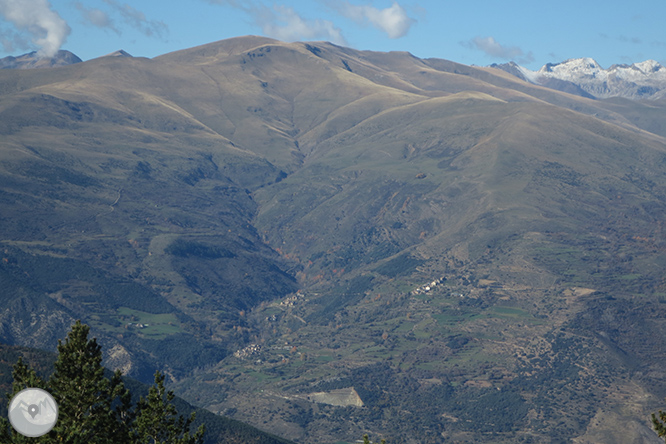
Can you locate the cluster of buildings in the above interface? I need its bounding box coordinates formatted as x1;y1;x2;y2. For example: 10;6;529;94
125;322;149;329
279;291;305;307
410;277;446;296
233;343;261;359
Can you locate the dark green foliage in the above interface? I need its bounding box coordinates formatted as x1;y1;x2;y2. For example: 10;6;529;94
48;320;131;443
0;322;196;443
312;362;530;438
133;371;204;444
0;357;49;443
0;345;55;404
0;324;294;444
345;275;375;295
93;282;176;314
169;242;297;313
0;247;175;314
0;321;131;443
362;434;386;444
178;405;293;444
653;409;666;441
0;247;104;293
140;334;226;372
453;387;528;433
374;255;424;278
307;275;375;324
446;335;469;350
166;239;236;260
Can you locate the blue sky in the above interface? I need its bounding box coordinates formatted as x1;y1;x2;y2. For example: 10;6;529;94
0;0;664;70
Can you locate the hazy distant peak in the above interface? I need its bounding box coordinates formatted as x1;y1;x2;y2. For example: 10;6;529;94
104;49;133;58
488;61;528;81
0;50;81;69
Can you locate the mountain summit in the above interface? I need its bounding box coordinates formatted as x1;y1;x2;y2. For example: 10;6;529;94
102;49;133;58
0;50;82;69
492;57;666;99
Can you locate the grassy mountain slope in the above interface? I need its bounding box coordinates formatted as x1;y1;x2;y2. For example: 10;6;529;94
0;44;299;381
1;36;666;443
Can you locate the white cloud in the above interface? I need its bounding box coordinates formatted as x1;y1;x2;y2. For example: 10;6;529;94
0;0;70;57
336;1;415;39
255;4;346;45
467;36;534;64
74;2;118;34
103;0;168;39
206;0;346;45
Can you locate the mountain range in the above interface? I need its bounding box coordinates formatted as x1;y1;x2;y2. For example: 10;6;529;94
5;48;665;101
491;58;666;100
1;36;666;443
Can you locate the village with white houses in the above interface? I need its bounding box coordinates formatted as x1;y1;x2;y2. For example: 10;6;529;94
410;277;447;296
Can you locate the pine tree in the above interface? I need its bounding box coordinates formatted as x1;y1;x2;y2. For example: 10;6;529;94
362;434;386;444
133;371;205;444
0;357;50;443
48;320;130;443
0;321;205;443
653;409;666;441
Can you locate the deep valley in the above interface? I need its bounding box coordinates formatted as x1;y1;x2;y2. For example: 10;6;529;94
1;36;666;443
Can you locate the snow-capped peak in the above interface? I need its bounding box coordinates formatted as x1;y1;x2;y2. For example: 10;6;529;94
491;57;666;100
632;59;663;74
537;58;605;80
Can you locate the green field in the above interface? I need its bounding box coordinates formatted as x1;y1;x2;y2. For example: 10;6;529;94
91;307;183;339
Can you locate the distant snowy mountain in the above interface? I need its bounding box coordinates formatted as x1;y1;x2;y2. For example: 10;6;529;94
491;58;666;100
